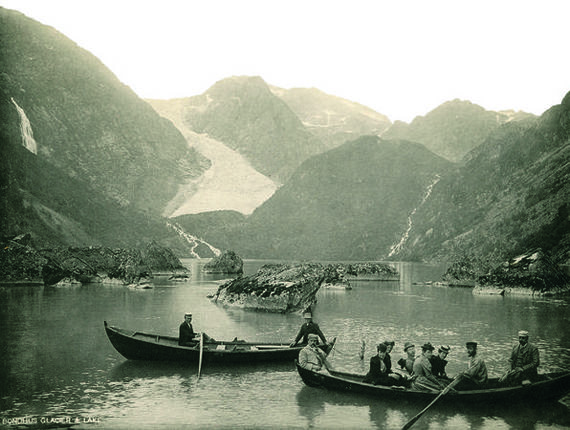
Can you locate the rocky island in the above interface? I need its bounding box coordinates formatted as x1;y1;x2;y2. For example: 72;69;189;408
209;262;400;312
203;249;243;274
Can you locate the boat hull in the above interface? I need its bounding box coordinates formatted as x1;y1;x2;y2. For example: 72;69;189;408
296;362;570;404
105;321;304;363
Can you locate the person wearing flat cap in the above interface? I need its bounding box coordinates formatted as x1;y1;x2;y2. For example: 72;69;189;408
290;311;327;347
455;341;488;391
499;330;540;385
397;342;416;375
411;343;447;392
430;345;452;382
298;334;331;371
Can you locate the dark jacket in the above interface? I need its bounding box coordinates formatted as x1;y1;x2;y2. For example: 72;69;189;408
383;353;392;373
179;322;196;346
430;355;448;378
509;342;540;378
293;321;327;345
363;355;394;386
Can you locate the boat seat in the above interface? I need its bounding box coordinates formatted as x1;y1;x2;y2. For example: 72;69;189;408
216;344;226;350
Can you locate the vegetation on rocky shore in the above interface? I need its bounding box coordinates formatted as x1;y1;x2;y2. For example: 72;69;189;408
1;234;187;286
442;249;570;295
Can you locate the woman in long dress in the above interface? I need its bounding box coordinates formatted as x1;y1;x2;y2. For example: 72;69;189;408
411;343;447;392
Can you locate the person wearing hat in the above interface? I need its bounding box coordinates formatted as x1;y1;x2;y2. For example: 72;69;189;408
411;343;447;392
397;342;416;375
363;343;405;386
430;345;452;381
290;311;327;347
178;312;214;346
455;341;488;390
298;334;331;371
499;330;540;385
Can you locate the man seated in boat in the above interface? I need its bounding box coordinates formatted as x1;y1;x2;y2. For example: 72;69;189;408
499;330;540;385
178;313;214;346
363;343;407;386
411;343;448;392
298;334;331;372
454;341;488;390
290;312;328;349
430;345;452;382
397;342;416;375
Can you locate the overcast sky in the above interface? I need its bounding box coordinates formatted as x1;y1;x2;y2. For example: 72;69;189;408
2;0;569;123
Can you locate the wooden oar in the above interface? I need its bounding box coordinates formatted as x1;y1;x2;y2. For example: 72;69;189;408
197;332;204;380
401;375;463;430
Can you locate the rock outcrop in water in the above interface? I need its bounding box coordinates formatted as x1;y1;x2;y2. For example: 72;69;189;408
210;263;326;313
203;249;243;274
0;235;187;286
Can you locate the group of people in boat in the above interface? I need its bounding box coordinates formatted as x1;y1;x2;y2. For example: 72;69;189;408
364;329;540;391
178;311;540;392
293;316;541;392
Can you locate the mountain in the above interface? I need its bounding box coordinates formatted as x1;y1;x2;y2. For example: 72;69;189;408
175;136;452;260
270;86;392;148
0;7;208;216
147;98;278;217
392;92;570;265
382;99;535;162
179;76;326;183
0;7;210;252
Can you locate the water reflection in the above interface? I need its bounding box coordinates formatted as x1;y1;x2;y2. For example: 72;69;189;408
1;260;570;429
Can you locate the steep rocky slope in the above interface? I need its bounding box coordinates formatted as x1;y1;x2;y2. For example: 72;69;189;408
383;99;535;162
394;92;570;265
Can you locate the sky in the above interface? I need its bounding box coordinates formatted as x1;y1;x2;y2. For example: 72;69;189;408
1;0;569;123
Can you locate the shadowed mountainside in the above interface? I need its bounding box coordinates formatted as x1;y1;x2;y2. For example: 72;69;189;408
393;92;570;266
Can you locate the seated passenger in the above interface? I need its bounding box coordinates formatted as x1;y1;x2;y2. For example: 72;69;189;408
430;345;452;382
499;330;540;385
363;343;406;386
411;343;447;392
298;334;331;371
455;341;488;390
178;312;214;346
397;342;416;375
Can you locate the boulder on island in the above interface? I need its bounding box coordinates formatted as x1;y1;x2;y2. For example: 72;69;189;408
210;263;326;313
203;250;243;274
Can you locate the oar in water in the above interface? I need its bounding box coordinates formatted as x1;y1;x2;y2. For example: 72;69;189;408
401;375;463;430
197;332;204;380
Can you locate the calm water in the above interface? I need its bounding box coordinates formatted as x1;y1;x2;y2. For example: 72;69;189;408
1;259;569;430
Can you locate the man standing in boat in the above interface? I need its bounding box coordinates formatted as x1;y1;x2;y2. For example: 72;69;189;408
290;312;328;347
499;330;540;385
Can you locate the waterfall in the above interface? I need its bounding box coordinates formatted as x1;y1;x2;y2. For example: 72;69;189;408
388;174;441;257
166;222;221;258
11;98;38;155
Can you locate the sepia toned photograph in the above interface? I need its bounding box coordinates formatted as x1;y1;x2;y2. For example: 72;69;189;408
1;1;569;429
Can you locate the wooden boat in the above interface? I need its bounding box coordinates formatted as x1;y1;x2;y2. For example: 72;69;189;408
296;361;570;404
104;321;333;363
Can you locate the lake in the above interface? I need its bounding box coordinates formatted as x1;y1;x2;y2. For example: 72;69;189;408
1;259;569;429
